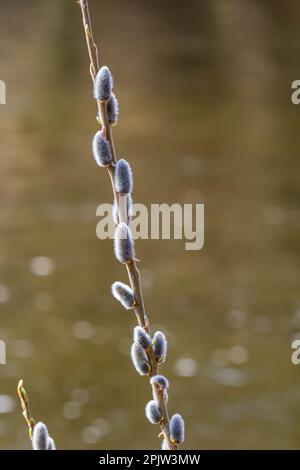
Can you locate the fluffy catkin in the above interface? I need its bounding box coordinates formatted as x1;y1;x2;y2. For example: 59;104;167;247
170;413;185;445
152;331;167;364
145;400;161;424
47;437;56;450
115;159;133;194
107;92;119;125
130;342;150;375
114;223;135;263
133;326;152;349
150;374;169;390
94;65;113;101
92;131;112;166
32;422;49;450
111;281;135;309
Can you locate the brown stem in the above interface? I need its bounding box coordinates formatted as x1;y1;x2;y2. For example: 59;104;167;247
107;165;117;205
79;0;99;79
126;260;148;329
152;384;174;450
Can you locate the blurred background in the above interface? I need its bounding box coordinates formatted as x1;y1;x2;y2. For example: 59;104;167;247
0;0;299;449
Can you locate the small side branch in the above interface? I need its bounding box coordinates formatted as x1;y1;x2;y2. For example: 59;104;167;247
17;379;35;439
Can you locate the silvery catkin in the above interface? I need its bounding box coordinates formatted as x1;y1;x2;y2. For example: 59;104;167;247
150;374;169;390
115;159;133;194
169;413;185;446
133;326;152;350
145;400;161;425
111;281;135;309
92;131;112;166
94;65;113;101
32;422;49;450
130;342;150;375
152;331;167;364
107;92;119;125
114;223;135;263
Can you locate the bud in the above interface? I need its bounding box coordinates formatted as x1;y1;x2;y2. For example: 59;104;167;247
150;374;169;390
115;159;133;194
47;437;56;450
133;326;152;349
112;281;135;310
170;413;185;446
145;400;161;424
114;223;135;263
130;342;150;375
92;131;112;166
107;92;119;125
32;422;49;450
153;331;167;364
94;65;113;101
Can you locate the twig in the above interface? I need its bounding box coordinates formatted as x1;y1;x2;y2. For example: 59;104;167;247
17;380;56;450
78;0;182;450
17;379;35;439
78;0;99;79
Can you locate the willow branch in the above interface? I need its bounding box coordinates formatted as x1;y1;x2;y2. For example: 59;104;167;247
78;0;176;450
17;379;35;439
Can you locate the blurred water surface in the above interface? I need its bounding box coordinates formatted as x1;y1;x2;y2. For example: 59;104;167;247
0;0;300;449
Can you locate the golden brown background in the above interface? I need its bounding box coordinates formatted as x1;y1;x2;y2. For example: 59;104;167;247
0;0;299;449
